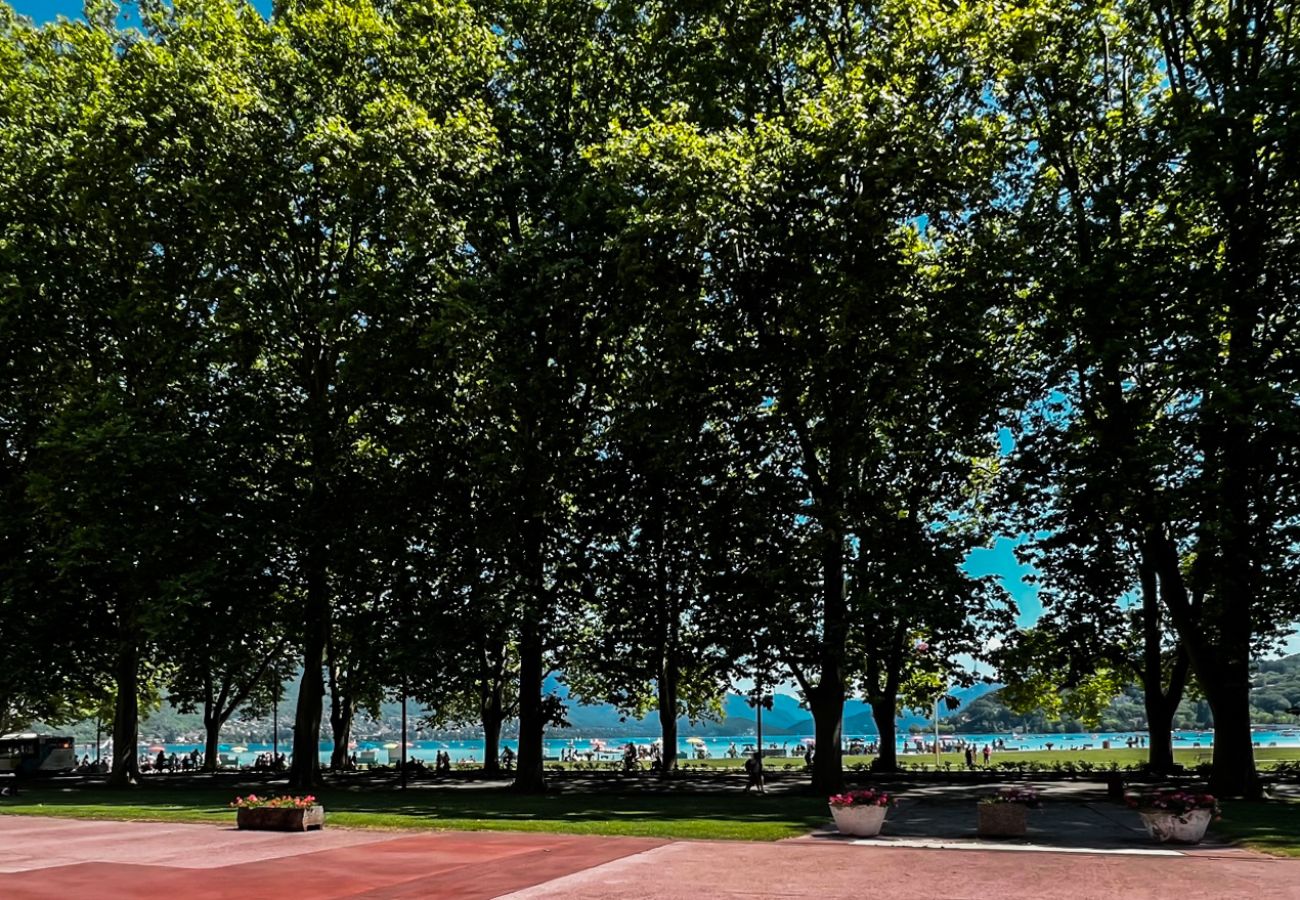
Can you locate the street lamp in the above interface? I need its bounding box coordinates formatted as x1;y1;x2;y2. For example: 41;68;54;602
914;640;942;765
272;679;280;765
748;689;770;759
400;679;408;791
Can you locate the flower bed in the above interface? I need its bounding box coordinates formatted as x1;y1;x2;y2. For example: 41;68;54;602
828;789;894;837
1127;791;1219;844
231;795;324;832
982;787;1041;808
977;787;1040;838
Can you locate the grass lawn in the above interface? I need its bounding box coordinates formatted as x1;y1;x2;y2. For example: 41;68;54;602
0;784;829;841
669;747;1300;770
1214;798;1300;857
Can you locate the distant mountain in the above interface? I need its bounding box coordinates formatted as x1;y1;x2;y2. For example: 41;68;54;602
548;677;1001;738
44;672;1001;743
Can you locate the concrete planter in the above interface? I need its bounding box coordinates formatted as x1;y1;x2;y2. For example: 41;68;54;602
829;804;887;837
236;805;325;832
977;802;1028;838
1138;808;1211;844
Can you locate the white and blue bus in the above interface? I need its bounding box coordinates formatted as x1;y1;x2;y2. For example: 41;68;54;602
0;733;77;776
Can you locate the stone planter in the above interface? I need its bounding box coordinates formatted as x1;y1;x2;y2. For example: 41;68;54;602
1138;808;1211;844
829;804;887;837
237;805;325;832
977;802;1028;838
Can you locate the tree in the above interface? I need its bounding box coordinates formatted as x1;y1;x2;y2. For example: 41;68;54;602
1142;0;1300;797
0;8;113;727
403;449;521;776
985;0;1300;795
150;0;498;788
591;0;1009;792
160;320;296;772
463;0;656;792
0;6;251;783
561;154;746;776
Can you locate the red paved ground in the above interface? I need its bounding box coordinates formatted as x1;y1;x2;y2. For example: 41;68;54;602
4;816;1299;899
0;818;663;899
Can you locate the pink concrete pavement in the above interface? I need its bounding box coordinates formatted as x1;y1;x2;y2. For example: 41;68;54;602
498;839;1300;900
3;816;1298;899
0;815;396;873
0;816;665;899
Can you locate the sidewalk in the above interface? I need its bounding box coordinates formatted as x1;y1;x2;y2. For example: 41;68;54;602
500;839;1297;900
802;781;1249;855
3;807;1293;899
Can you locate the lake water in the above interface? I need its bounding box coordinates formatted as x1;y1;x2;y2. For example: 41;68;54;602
100;727;1300;767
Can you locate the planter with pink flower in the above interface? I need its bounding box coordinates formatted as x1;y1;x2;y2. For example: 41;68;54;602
828;788;894;837
1127;791;1218;844
232;794;325;831
977;787;1040;838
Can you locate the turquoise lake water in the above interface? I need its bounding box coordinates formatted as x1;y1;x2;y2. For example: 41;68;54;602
100;727;1300;768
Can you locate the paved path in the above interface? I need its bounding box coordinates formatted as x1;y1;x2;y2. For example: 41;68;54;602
3;816;1298;899
0;818;662;899
501;840;1300;899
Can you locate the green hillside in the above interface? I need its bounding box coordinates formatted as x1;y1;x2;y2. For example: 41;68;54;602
947;655;1300;733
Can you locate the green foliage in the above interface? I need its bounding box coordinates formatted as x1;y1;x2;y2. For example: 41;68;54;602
2;0;1296;800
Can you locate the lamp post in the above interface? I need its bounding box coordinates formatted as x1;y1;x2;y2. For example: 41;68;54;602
914;639;943;765
272;679;280;765
934;694;941;766
400;680;408;791
747;684;771;773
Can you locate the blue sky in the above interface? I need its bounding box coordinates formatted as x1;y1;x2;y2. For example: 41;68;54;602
9;0;270;21
10;0;69;17
967;536;1041;627
12;0;120;21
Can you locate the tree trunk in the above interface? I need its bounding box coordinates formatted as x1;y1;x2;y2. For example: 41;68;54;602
1150;529;1259;796
1204;664;1260;798
109;642;140;786
481;682;504;776
1145;650;1189;775
513;511;548;793
1146;709;1176;773
202;708;222;774
808;520;847;794
808;685;844;793
0;696;14;740
657;657;679;779
653;502;677;779
329;693;353;771
289;625;326;788
869;696;898;772
513;623;546;792
1137;544;1185;775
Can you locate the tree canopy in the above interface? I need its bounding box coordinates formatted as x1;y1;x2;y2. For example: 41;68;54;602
1;0;1296;797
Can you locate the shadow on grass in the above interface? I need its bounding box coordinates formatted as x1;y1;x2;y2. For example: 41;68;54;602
1214;799;1300;856
0;783;829;840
